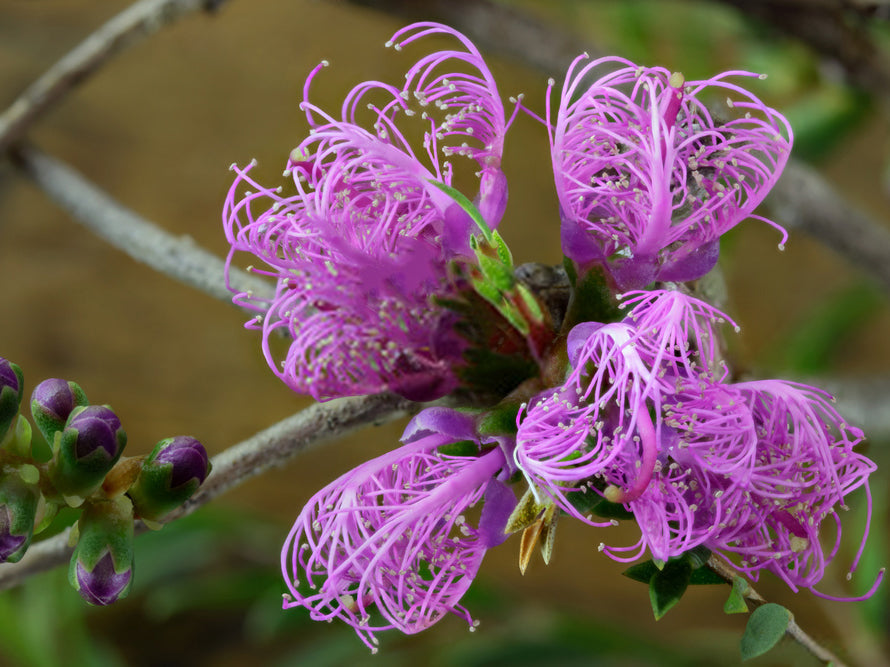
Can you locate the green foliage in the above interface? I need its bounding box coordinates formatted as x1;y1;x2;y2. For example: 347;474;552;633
648;558;692;620
740;603;792;661
723;577;750;614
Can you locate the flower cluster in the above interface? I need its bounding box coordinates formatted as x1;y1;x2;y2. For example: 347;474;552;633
222;22;878;652
0;359;211;605
514;291;876;591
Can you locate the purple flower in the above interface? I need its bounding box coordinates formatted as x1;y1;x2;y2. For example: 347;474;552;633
550;56;792;289
281;407;514;651
224;23;515;401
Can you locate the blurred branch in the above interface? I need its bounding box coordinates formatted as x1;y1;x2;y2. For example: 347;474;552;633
0;392;415;592
0;0;231;155
716;0;890;106
769;161;890;293
819;375;890;439
10;144;273;311
344;0;601;72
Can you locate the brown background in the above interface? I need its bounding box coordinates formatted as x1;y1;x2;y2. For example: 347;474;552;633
1;1;888;665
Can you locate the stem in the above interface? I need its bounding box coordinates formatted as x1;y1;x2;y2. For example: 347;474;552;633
706;554;847;666
11;145;273;313
0;0;231;154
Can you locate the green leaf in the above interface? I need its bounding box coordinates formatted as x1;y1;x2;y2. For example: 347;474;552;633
740;603;792;661
477;252;515;292
685;545;711;569
427;179;492;241
649;558;692;620
588;497;634;520
562;261;622;331
724;576;750;614
437;439;479;457
478;403;521;436
623;560;658;584
492;230;513;267
689;567;726;585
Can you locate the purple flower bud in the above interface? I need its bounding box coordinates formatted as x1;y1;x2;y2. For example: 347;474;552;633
67;406;124;461
50;405;126;497
0;358;24;438
0;471;40;564
153;436;210;488
0;359;20;395
74;551;132;606
69;497;134;605
128;436;211;521
31;377;89;444
0;516;27;563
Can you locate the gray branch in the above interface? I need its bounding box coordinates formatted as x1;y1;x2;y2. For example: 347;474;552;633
11;144;273;309
0;392;415;592
0;0;230;154
346;0;600;74
769;161;890;293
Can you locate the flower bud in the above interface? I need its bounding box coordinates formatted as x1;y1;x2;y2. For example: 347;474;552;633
31;378;89;446
0;358;24;440
0;471;40;563
128;436;211;521
69;496;134;605
49;405;126;499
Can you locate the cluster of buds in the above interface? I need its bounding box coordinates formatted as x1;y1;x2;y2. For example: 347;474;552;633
0;358;211;605
223;22;879;653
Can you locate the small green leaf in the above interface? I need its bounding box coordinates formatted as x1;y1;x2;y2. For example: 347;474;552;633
492;230;513;267
685;546;711;569
649;558;692;620
505;488;547;534
590;497;634;520
623;560;658;584
437;440;479;457
477;252;514;291
740;603;792;661
427;179;492;241
478;403;521;436
689;567;726;585
724;576;750;614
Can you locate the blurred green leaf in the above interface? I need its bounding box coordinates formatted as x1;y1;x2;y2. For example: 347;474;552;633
773;282;883;374
649;558;692;620
740;603;791;661
724;577;750;614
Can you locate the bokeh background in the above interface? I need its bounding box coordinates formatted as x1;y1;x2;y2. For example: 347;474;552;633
0;1;888;665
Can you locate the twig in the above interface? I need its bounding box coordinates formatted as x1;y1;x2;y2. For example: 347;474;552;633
769;161;890;294
344;0;601;73
0;0;231;154
10;144;274;310
817;375;890;439
707;554;847;666
0;392;415;592
716;0;890;106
